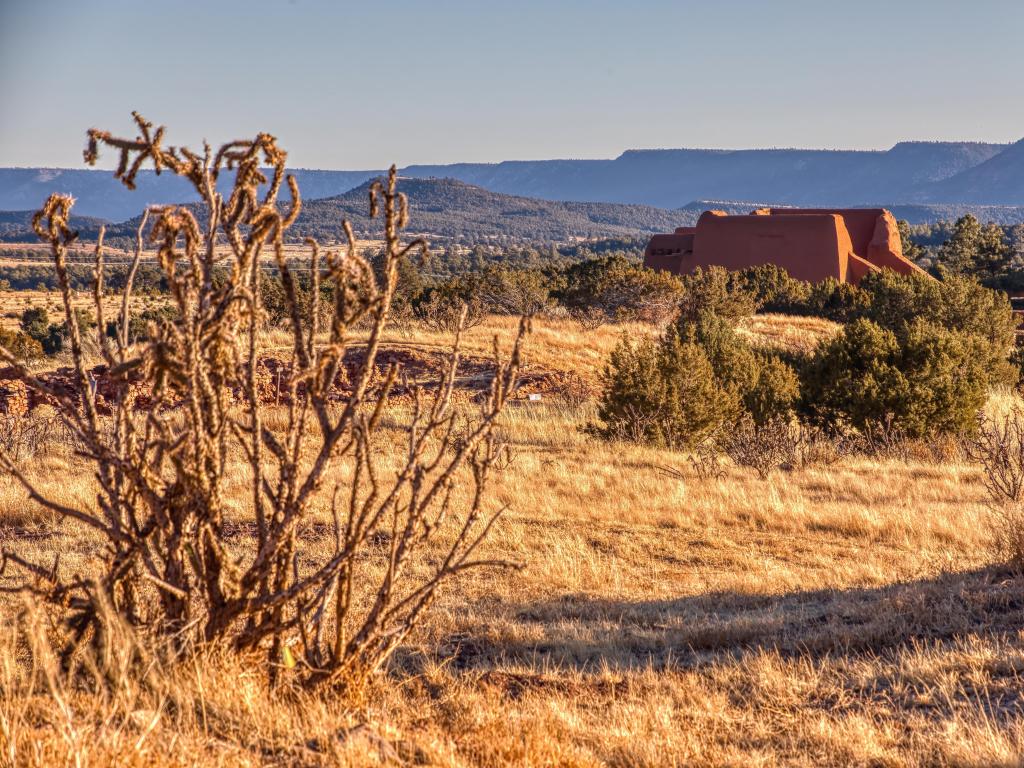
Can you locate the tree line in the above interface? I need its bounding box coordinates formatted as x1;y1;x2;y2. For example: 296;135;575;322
900;215;1024;287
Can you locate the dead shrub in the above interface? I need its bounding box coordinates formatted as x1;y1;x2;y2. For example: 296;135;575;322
966;412;1024;503
905;433;966;464
690;433;726;481
657;441;724;484
788;425;842;469
721;415;799;479
569;307;607;331
606;403;663;445
0;113;527;691
988;503;1024;569
417;292;485;334
964;409;1024;568
386;301;418;338
556;372;591;411
860;416;912;462
0;414;61;462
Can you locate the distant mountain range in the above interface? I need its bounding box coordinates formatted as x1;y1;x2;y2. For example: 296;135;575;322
0;177;688;244
0;209;107;240
921;139;1024;205
400;141;1019;210
291;178;687;242
0;168;380;223
3;139;1024;237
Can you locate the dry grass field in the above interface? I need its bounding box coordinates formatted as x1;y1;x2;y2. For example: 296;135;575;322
0;239;381;335
0;290;131;334
0;314;1022;767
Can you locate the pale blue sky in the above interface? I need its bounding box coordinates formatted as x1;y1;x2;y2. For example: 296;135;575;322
1;0;1021;168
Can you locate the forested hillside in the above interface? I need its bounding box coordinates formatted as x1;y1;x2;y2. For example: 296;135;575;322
292;177;687;242
0;177;689;245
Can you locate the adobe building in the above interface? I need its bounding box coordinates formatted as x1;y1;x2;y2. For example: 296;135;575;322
644;207;925;284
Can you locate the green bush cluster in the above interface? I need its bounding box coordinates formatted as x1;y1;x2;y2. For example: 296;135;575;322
676;266;757;322
20;307;64;356
598;267;1017;447
0;263;166;293
17;306;98;357
104;305;178;344
802;318;991;438
597;308;799;448
0;326;43;361
257;253;685;330
427;258;680;321
557;255;684;323
596;329;732;448
404;265;550;325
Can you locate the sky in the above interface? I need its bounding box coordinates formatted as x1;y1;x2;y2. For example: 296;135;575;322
1;0;1022;169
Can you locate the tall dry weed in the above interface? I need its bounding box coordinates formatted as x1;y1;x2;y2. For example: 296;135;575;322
0;113;527;691
966;408;1024;568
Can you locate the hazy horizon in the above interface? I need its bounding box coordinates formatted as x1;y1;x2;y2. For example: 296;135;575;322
0;138;1020;173
2;0;1023;169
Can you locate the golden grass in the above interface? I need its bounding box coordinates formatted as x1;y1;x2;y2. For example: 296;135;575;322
736;312;843;355
0;289;131;333
0;316;1022;766
382;314;657;383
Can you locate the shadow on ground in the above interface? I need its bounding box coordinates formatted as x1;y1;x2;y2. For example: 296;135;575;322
429;565;1024;672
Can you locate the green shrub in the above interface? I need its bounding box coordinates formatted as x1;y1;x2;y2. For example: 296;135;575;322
595;267;1010;447
679;312;800;426
0;327;43;361
856;270;1017;387
596;310;799;448
801;318;905;432
374;248;427;320
857;271;1014;341
745;354;801;426
474;265;551;315
802;318;989;437
40;324;64;355
678;310;759;395
596;329;739;448
803;278;869;322
19;305;101;355
737;264;812;312
105;305;177;344
19;306;50;341
30;308;97;356
261;273;289;327
1012;346;1024;388
261;272;336;329
677;266;757;323
424;265;552;317
558;255;684;324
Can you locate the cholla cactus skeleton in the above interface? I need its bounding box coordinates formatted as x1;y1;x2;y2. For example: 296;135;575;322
0;113;526;688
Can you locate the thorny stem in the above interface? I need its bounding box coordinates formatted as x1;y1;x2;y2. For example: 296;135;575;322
0;114;528;689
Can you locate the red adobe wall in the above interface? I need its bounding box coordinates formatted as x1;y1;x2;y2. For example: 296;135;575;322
771;209;883;256
847;253;879;283
867;212;924;274
767;208;924;276
643;206;926;284
688;211;854;283
643;232;694;272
